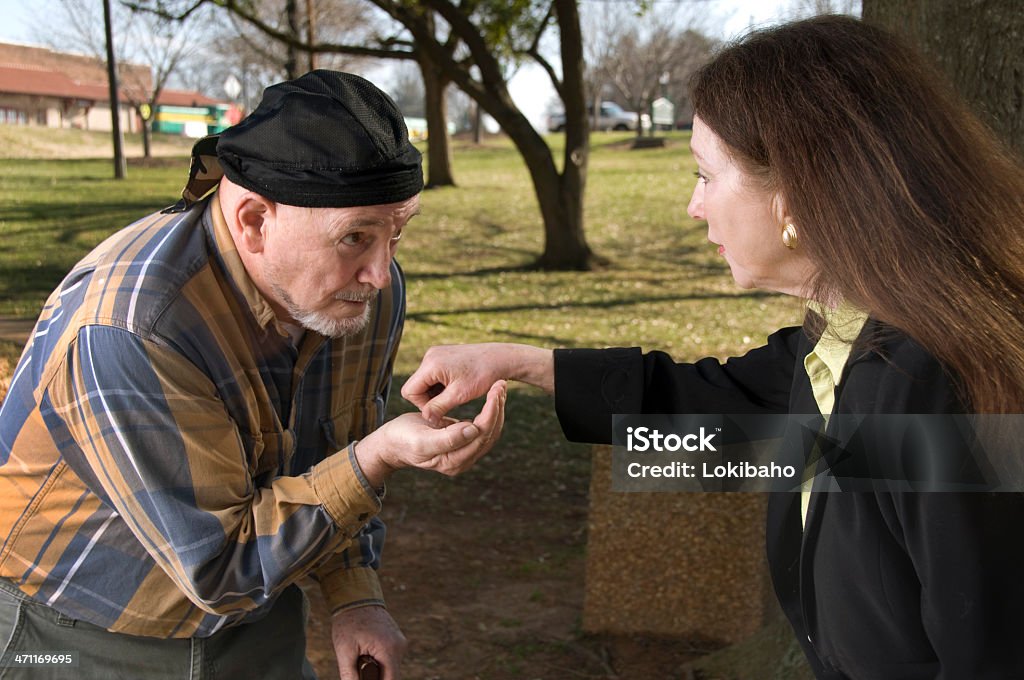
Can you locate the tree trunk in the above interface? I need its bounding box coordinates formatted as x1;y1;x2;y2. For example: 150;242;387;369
418;12;455;188
534;0;595;269
475;0;596;269
421;61;455;187
102;0;125;179
505;114;595;270
862;0;1024;157
305;0;317;72
142;118;152;158
383;0;600;269
285;0;301;79
467;77;596;268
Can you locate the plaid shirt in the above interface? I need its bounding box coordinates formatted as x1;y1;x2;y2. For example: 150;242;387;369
0;194;404;638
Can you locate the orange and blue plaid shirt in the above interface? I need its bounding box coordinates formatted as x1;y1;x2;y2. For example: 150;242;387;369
0;193;404;637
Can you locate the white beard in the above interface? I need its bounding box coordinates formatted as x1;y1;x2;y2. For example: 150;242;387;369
266;270;376;338
285;296;373;338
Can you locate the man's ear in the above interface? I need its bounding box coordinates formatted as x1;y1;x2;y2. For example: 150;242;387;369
235;194;275;254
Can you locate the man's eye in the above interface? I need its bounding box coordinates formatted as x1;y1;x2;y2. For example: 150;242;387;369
341;233;366;246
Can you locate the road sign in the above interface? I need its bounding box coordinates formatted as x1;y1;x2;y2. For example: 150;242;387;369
651;97;675;127
223;75;242;101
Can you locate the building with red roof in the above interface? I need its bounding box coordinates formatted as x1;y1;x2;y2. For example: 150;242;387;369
0;42;238;136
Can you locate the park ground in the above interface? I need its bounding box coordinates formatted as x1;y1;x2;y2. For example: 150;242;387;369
0;126;810;679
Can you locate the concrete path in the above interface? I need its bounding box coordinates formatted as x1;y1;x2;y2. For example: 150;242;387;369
0;317;34;344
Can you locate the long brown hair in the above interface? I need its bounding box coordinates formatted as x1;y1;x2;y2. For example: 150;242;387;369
690;15;1024;413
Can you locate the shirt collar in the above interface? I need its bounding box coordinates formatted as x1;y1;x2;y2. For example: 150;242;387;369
206;192;281;331
806;299;870;386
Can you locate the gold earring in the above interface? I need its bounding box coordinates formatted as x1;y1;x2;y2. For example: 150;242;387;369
782;223;798;250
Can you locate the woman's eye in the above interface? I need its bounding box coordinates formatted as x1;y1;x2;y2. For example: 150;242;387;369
693;170;708;183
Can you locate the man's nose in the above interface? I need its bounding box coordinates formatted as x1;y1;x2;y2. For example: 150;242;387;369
357;243;392;290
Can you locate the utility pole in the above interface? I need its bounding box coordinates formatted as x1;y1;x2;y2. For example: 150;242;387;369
306;0;317;72
102;0;126;179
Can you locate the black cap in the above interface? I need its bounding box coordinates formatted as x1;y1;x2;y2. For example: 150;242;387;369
167;70;422;213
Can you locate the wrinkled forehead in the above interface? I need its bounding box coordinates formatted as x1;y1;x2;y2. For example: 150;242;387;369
318;194;422;230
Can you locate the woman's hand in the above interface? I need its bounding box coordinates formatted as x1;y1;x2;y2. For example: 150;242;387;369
401;343;554;427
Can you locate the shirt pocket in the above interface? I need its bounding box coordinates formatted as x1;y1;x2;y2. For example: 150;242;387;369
238;427;296;479
319;397;383;452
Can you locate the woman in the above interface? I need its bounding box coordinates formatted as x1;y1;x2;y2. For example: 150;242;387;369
403;16;1024;679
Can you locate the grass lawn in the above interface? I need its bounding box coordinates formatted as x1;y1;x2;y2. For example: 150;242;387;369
0;131;802;364
0;130;807;679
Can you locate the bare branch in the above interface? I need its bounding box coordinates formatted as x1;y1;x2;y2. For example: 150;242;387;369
131;0;416;60
526;1;555;57
418;0;504;86
122;0;209;22
531;51;563;100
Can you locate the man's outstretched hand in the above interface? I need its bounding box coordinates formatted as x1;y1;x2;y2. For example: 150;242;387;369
355;379;507;487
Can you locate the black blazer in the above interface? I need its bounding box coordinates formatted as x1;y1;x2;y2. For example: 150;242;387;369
553;320;1024;679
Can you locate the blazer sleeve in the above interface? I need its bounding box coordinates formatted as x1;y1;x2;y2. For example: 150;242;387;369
553;325;805;444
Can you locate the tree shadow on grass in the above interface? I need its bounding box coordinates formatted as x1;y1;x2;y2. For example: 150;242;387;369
405;261;539;280
408;289;780;320
0;262;72;312
0;200;174;243
405;244;728;279
406;290;783;347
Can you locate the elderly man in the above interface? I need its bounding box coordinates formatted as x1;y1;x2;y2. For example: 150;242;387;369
0;71;504;679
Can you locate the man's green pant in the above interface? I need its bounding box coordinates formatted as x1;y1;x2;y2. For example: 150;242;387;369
0;579;317;679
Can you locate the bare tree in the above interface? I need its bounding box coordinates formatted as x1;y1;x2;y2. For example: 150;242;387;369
195;1;375;113
213;0;377;81
585;4;716;134
581;2;629;131
789;0;862;17
662;29;717;128
388;61;426;118
607;19;679;137
32;0;202;158
138;1;460;188
137;0;598;269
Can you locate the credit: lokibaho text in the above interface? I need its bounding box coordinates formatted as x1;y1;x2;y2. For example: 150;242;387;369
624;426;797;480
